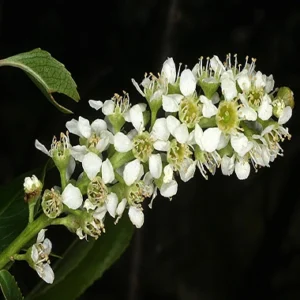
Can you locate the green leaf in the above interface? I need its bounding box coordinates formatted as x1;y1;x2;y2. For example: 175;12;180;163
0;160;53;253
29;216;134;300
0;269;24;300
0;48;80;114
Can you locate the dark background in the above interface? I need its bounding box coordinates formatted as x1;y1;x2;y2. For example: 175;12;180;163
1;0;300;299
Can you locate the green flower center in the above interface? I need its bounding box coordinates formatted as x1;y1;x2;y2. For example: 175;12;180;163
248;87;264;109
132;132;154;163
42;188;63;219
179;96;202;128
167;139;192;170
216;101;239;134
87;176;108;206
127;181;146;206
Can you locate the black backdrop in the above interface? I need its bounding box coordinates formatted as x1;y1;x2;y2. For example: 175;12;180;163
1;1;300;299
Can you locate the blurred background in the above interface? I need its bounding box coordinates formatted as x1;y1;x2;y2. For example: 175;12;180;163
0;0;300;299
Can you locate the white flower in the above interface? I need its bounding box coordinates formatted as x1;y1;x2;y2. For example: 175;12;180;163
238;94;257;121
180;69;196;96
24;175;42;194
210;55;225;75
166;115;189;144
201;127;222;153
114;132;133;152
125;103;146;132
61;183;83;209
31;229;54;284
101;158;115;184
221;70;237;101
160;180;178;198
179;158;196;182
162;94;184;112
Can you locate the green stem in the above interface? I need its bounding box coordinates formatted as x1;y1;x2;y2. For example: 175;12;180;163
59;169;67;190
150;108;158;130
110;150;135;169
0;214;52;270
13;254;27;261
28;201;35;223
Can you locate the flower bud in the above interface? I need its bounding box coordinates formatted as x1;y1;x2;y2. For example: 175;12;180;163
276;87;294;109
24;175;42;203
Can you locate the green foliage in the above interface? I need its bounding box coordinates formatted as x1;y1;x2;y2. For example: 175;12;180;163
0;48;80;114
28;216;134;300
0;270;24;300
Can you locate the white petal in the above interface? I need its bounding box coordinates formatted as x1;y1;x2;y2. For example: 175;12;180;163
128;206;144;228
211;92;220;104
102;100;115;116
62;183;83;209
221;77;237;101
235;160;251;180
97;131;113;152
106;193;118;218
231;134;253;157
37;229;46;243
149;154;162;179
217;133;229;150
151;118;170;141
161;57;176;84
162;94;183;112
254;71;266;89
70;145;88;162
265;74;274;93
174;123;189;144
278;106;292;125
93;205;107;221
116;198;127;216
237;70;251;92
221;155;235;176
131;79;145;97
239;106;257;121
102;159;115;184
179;158;196;182
163;164;173;183
66;119;81;137
35;140;50;156
166;115;180;136
91;119;107;135
180;69;196;96
258;94;272;120
82;153;102;180
114;132;132;152
201;128;222;152
66;157;76;181
31;245;39;262
88;100;103;110
123;159;141;186
192;63;199;77
194;124;204;149
43;238;52;256
200;95;218;118
37;264;54;284
160;180;178;198
83;199;97;211
130;104;144;132
153;140;169;151
210;55;225;74
78;117;92;139
150;89;163;102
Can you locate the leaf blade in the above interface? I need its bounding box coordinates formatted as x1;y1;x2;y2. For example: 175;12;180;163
0;270;24;300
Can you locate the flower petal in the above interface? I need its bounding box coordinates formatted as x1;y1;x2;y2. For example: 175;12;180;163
128;206;144;228
258;94;272;120
151;118;170;141
130;104;144;132
62;183;83;209
106;193;118;218
37;229;46;243
235;160;251;180
160;180;178;198
114;132;133;152
65;119;81;137
221;155;235;176
35;140;50;156
131;79;145;97
82;153;102;180
102;100;115;116
180;69;196;96
179;158;196;182
166;115;180;136
116;198;127;216
123;159;141;186
174;123;189;144
149;154;162;179
91;119;107;134
200;95;218;118
66;157;76;181
37;263;54;284
231;133;253;157
161;57;176;84
201;128;222;152
162;94;183;112
278;106;292;125
88;100;103;110
70;145;88;162
102;159;115;184
78;117;92;139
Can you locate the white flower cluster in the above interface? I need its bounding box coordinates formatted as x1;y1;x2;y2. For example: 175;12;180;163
35;54;294;244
